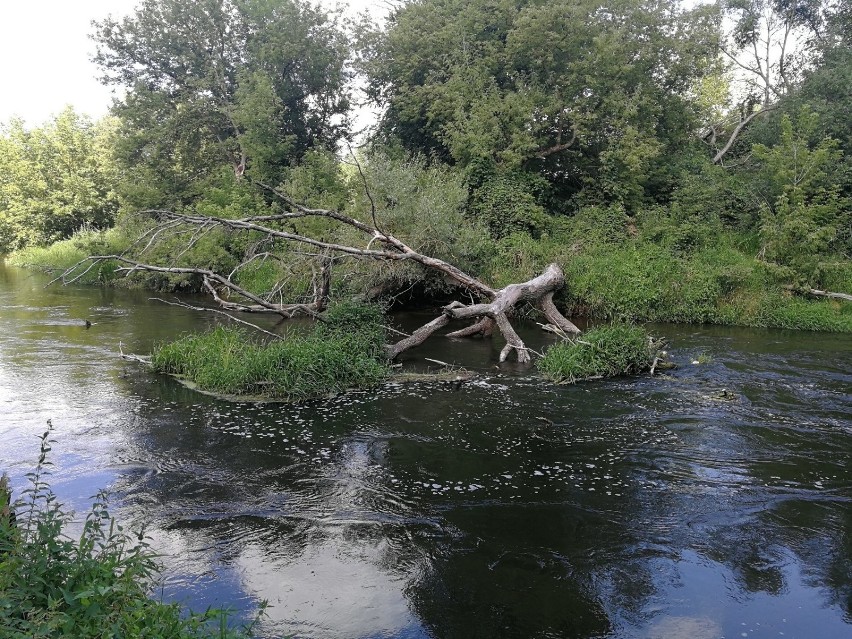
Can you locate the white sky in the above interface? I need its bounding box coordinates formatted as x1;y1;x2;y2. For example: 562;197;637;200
0;0;386;126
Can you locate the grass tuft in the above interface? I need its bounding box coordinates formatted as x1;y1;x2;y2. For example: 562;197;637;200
537;324;659;384
152;302;390;401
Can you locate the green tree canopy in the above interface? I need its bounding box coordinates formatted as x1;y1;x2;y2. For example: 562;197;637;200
361;0;720;208
92;0;351;207
0;108;119;252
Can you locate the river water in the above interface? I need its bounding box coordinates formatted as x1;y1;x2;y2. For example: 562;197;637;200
0;263;850;639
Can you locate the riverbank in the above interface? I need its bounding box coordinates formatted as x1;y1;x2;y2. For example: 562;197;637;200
8;221;851;334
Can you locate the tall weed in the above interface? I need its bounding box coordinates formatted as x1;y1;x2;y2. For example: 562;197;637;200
0;423;257;638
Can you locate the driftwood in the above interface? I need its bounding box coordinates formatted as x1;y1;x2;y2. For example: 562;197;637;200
385;263;578;362
783;285;852;302
57;182;581;362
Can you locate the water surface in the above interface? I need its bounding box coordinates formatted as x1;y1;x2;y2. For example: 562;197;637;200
1;263;850;638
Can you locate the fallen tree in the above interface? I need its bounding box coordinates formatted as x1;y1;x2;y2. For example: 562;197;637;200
58;181;581;363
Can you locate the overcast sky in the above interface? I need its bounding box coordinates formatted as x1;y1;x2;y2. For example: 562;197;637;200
0;0;385;126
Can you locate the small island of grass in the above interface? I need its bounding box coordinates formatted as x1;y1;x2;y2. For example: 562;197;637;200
152;303;391;402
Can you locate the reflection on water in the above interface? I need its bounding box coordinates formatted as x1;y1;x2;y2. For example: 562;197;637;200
1;263;850;638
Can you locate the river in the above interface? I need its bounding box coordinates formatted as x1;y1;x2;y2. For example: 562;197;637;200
0;263;850;639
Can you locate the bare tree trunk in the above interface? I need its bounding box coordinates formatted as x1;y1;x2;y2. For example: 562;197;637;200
386;263;579;361
783;285;852;302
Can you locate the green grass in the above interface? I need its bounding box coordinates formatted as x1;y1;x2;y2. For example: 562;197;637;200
485;227;851;333
10;202;850;333
7;227;128;284
537;324;659;384
0;424;258;638
152;302;391;400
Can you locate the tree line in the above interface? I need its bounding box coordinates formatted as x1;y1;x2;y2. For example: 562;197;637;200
2;0;850;330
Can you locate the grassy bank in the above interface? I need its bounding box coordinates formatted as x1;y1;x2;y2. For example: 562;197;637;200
0;426;256;638
490;220;852;333
7;208;851;334
6;227;128;284
152;303;391;401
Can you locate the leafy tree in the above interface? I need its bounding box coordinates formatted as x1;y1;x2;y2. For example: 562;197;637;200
92;0;352;207
753;109;850;283
792;1;852;157
0;108;119;252
706;0;828;164
361;0;720;209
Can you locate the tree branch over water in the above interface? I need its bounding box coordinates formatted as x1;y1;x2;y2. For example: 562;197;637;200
57;186;581;361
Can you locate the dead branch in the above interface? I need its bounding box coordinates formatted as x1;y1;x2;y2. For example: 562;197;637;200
783;285;852;302
59;183;582;363
712;104;776;165
386;263;575;362
150;297;285;339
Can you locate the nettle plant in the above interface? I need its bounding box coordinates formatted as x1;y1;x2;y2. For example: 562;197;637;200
0;423;259;639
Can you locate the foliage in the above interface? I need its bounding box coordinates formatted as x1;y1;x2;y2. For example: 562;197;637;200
3;0;849;339
562;239;851;331
0;425;256;638
537;324;658;383
467;169;553;239
152;303;390;400
361;0;720;207
332;151;492;300
93;0;351;206
0;109;119;252
753;110;851;284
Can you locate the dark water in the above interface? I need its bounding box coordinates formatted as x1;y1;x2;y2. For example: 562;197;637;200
1;263;850;639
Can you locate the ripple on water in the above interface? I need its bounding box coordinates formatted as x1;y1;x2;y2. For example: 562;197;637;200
1;279;851;639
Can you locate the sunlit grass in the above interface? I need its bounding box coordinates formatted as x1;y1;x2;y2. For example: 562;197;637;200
152;302;390;400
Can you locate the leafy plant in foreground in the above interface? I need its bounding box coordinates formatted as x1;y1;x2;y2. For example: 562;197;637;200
0;423;258;639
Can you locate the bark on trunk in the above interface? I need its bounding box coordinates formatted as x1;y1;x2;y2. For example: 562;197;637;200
386;263;579;361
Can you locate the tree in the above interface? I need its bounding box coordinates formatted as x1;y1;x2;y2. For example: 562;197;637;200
0;108;119;252
792;1;852;156
58;156;581;363
753;109;850;283
92;0;351;207
360;0;720;208
705;0;827;164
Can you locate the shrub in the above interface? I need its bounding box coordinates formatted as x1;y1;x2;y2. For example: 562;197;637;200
537;324;658;384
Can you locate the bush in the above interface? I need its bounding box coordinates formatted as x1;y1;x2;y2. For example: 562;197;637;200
0;425;256;638
152;303;390;400
537;324;658;384
467;171;553;239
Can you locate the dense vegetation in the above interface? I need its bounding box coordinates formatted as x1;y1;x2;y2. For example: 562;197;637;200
537;324;660;383
2;0;850;335
0;427;257;638
151;303;390;400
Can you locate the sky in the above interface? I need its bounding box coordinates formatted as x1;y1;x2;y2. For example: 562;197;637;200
0;0;385;126
0;1;138;124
